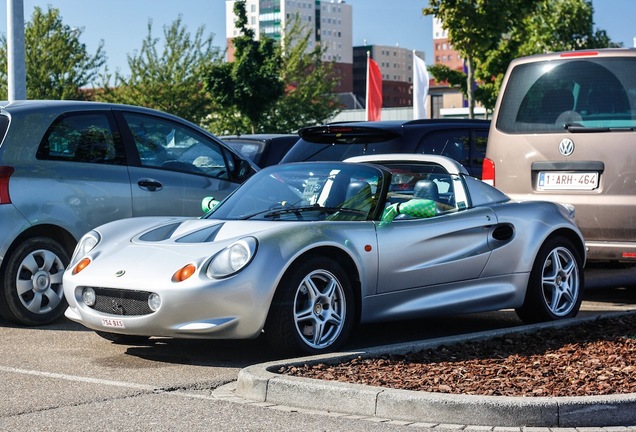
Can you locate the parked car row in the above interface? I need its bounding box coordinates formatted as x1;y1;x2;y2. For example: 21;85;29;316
4;48;632;335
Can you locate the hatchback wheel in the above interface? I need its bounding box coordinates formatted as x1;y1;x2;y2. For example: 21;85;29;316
516;236;583;324
266;255;354;356
0;237;70;325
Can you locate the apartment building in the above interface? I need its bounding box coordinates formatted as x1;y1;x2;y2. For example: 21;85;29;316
225;0;353;92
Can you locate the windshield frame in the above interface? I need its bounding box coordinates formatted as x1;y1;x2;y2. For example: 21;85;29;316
205;162;389;222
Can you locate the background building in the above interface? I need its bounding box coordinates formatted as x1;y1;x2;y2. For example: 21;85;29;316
352;45;425;108
432;18;463;71
225;0;353;93
225;1;478;120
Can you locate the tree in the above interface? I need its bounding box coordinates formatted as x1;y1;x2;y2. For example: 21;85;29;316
0;6;106;100
423;0;619;116
423;0;536;118
260;16;341;132
96;17;221;124
203;0;285;134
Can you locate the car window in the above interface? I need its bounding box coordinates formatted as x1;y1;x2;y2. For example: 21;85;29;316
382;162;463;215
497;57;636;133
209;162;383;221
36;112;125;165
415;129;470;167
122;112;230;179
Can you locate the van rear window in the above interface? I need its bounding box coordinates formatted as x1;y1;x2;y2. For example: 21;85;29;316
496;57;636;134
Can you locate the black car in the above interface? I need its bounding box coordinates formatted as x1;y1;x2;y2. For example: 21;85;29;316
281;119;490;178
222;134;299;168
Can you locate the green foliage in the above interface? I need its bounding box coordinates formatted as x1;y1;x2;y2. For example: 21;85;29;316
0;6;106;100
203;3;339;134
261;16;341;133
95;16;221;124
203;0;285;134
423;0;618;114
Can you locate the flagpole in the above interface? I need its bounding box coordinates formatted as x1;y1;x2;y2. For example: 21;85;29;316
365;51;370;121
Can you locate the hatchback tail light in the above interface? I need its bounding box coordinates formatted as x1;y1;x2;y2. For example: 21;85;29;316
0;166;14;204
482;158;495;186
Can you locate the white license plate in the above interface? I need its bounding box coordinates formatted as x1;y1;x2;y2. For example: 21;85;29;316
101;318;125;328
538;171;598;190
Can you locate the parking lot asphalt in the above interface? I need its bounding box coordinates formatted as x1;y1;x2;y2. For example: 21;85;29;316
233;311;636;429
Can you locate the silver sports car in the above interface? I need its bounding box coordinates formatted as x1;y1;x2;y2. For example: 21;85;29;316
63;154;586;355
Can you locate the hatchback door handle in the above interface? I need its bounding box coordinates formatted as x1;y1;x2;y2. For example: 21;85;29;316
137;178;163;192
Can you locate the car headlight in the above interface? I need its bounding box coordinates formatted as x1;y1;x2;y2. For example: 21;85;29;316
70;231;101;267
207;237;257;278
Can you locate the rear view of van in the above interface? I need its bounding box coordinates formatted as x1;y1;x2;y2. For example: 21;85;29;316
484;49;636;263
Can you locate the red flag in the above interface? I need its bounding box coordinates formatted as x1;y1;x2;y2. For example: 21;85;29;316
366;56;382;121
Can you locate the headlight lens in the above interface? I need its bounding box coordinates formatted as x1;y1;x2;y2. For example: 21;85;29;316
82;287;96;306
70;231;101;267
207;237;257;278
148;293;161;311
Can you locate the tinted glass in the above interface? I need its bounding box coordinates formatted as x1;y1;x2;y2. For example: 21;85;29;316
414;129;470;167
36;113;125;165
282;138;406;162
123;112;229;179
497;57;636;133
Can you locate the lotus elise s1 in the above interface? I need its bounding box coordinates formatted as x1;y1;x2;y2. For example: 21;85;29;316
63;154;586;355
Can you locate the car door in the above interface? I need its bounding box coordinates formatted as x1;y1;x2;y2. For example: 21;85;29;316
375;206;496;294
27;111;133;236
116;111;253;217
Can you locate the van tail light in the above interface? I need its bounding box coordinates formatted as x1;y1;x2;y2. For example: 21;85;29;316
0;166;14;204
482;158;495;186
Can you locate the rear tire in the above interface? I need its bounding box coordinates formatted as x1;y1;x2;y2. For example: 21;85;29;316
265;255;354;356
516;236;583;324
0;237;70;325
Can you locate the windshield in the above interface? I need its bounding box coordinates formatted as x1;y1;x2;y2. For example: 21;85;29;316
207;162;385;221
497;57;636;133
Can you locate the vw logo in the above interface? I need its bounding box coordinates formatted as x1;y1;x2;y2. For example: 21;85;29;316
559;138;574;156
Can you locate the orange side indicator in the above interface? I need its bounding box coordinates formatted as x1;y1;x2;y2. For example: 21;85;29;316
173;264;197;282
73;258;91;275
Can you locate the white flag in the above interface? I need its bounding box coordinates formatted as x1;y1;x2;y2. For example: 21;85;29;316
413;53;429;119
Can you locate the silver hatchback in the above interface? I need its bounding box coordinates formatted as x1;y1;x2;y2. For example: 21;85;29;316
0;100;256;325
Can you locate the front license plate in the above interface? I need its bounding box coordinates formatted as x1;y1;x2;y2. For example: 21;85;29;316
538;171;598;190
101;318;125;328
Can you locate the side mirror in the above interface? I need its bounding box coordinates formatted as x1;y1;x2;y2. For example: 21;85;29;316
201;196;220;214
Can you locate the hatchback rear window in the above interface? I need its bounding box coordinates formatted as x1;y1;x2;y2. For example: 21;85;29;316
496;57;636;134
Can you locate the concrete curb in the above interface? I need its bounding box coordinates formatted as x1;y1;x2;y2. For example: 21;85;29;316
236;311;636;428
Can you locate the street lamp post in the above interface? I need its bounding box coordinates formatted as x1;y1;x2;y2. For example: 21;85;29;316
7;0;27;101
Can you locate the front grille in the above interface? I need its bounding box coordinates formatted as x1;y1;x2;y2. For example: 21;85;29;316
89;287;154;316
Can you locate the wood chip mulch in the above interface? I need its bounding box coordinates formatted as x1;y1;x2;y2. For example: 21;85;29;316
279;314;636;397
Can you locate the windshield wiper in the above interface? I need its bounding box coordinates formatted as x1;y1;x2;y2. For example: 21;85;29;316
263;205;367;219
564;123;636;133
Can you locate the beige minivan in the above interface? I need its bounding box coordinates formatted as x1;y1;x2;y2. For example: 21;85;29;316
484;48;636;263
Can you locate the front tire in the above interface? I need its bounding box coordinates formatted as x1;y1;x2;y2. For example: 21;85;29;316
0;237;70;325
516;236;583;324
266;255;354;356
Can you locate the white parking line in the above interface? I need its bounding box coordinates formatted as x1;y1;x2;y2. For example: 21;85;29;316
0;365;156;391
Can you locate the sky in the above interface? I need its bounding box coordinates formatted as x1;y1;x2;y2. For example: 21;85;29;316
0;0;634;76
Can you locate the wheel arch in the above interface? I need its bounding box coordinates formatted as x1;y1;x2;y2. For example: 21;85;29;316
1;224;77;275
274;245;362;326
544;227;586;264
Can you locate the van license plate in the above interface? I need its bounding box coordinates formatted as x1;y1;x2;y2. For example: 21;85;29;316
102;318;125;328
538;172;598;190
